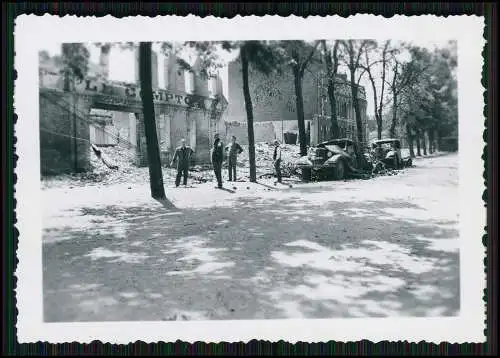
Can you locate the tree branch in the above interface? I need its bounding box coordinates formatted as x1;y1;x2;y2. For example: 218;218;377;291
300;40;321;74
354;40;369;67
358;59;385;75
332;40;340;74
356;68;367;85
378;42;389;115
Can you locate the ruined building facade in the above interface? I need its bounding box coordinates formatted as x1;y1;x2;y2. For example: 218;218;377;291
224;58;368;146
39;46;227;175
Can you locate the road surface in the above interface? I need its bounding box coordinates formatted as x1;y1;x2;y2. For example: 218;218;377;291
42;153;460;322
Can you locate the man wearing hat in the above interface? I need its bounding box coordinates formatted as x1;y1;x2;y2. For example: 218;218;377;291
170;138;194;187
211;133;224;188
225;135;244;182
273;139;282;183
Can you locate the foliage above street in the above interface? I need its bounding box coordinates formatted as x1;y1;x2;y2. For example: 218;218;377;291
42;39;458;172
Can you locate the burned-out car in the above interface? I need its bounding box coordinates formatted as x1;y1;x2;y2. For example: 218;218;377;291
370;139;412;169
295;138;362;180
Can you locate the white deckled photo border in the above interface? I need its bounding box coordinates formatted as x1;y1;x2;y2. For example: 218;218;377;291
14;14;486;344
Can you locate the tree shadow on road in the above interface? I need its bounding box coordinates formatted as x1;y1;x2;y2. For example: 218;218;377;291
155;198;178;211
43;189;460;322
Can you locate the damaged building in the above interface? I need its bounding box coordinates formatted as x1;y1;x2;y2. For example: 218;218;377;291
223;56;368;147
39;45;227;175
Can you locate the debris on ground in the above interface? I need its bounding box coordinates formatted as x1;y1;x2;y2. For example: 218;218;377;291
237;142;303;180
41;143;412;189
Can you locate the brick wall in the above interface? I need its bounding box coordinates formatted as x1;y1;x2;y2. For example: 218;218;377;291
226;59;319;124
225;58;368;146
224;119;311;145
224;121;275;145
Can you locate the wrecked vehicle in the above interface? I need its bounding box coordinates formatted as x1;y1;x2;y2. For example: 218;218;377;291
370;139;412;170
295;138;364;181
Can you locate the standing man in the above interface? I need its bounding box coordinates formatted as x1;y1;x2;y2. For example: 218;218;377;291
273;139;282;184
211;133;224;189
170;138;194;187
225;135;243;182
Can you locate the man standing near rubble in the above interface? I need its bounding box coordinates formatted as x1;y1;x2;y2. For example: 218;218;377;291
225;135;243;182
273;139;282;184
170;139;194;187
211;133;224;189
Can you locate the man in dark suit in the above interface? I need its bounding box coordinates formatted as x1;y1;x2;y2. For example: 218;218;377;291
170;139;194;187
211;133;224;188
273;139;282;183
225;135;244;182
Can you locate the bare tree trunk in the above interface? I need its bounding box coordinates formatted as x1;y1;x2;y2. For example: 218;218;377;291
322;40;339;139
406;124;415;158
427;129;434;154
430;130;435;153
377;42;389;140
139;42;166;200
389;91;397;138
416;130;422;156
422;131;427;155
376;115;383;140
241;45;257;183
349;69;364;146
306;121;311;146
435;129;441;152
365;51;382;140
293;67;311;181
294;68;308;156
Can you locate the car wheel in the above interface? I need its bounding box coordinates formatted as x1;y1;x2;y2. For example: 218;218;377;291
393;156;399;170
333;160;345;180
302;168;313;181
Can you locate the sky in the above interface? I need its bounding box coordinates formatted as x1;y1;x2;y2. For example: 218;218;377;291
41;39;454;116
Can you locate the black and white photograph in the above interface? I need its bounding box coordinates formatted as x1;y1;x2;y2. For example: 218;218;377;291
15;15;485;343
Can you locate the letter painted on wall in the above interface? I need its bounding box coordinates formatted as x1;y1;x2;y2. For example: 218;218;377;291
69;77;222;110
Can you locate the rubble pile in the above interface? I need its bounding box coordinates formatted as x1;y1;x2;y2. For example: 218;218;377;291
237;142;303;179
43;146;176;189
43;141;408;188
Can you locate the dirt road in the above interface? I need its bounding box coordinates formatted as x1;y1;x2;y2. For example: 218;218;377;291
42;153;460;322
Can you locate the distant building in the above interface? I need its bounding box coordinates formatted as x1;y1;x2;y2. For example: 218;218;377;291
224;57;368;146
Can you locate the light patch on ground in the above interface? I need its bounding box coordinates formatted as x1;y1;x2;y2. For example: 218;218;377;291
418;237;459;253
119;292;139;299
344;207;374;218
356;299;401;316
280;301;306;318
163;310;209;321
266;238;444;316
166;235;235;276
85;247;149;264
284;240;328;252
68;283;103;291
383;207;440;222
147;293;163;299
317;211;337;218
79;296;119;311
161;249;179;255
44;215;129;243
